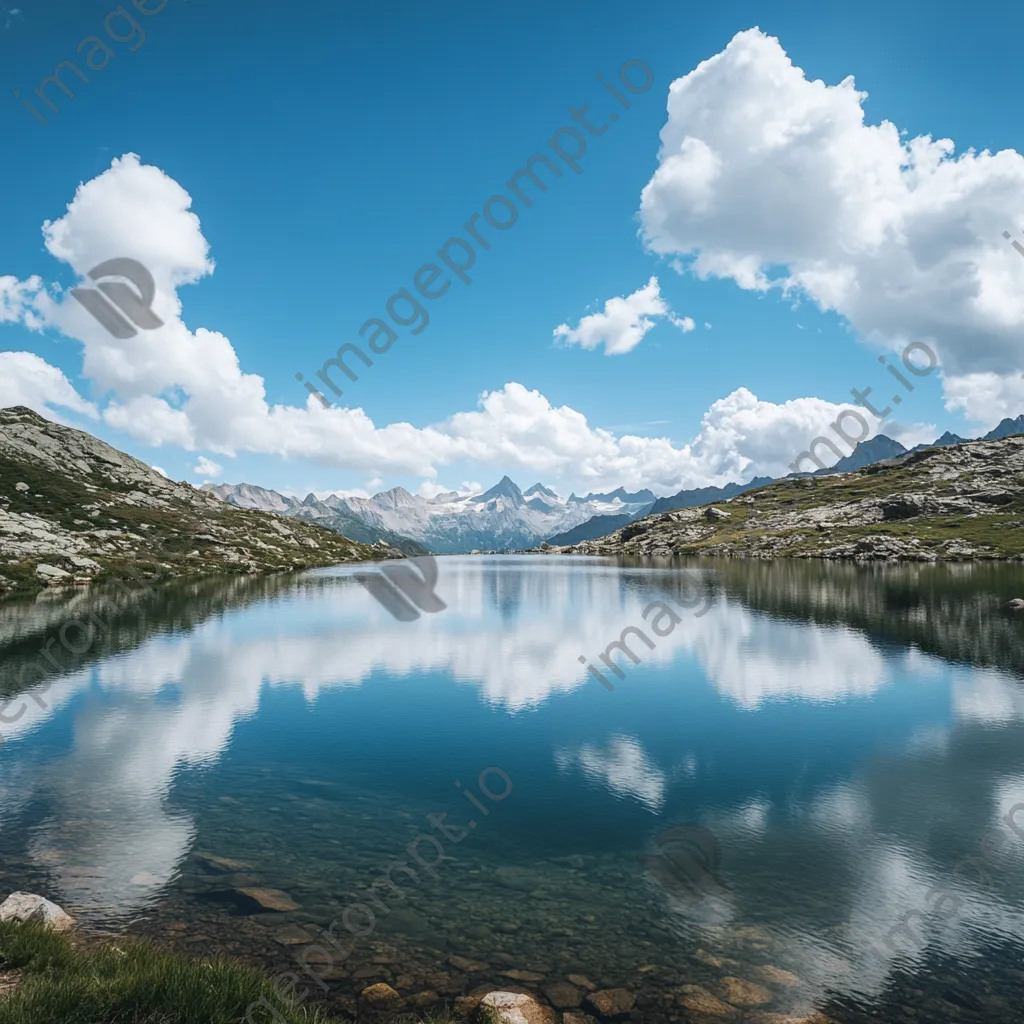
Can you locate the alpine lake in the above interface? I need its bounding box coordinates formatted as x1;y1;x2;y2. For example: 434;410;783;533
1;555;1023;1023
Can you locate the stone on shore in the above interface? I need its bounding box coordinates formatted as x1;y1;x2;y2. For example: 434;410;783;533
0;892;75;932
476;990;557;1024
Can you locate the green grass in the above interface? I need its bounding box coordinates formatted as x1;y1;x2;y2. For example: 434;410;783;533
0;920;338;1024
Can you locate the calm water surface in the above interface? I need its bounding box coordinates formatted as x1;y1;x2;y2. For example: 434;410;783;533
1;555;1024;1022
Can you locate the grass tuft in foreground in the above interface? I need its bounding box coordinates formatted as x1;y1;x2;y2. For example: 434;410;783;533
0;919;336;1024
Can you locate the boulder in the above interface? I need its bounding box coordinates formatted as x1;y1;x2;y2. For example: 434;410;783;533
476;991;557;1024
35;564;70;580
880;493;925;521
1003;598;1024;611
0;892;75;932
705;507;732;521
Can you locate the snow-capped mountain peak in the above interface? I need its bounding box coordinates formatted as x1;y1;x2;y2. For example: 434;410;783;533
206;476;654;553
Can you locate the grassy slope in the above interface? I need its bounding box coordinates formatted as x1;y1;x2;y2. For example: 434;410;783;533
559;435;1024;562
0;409;389;596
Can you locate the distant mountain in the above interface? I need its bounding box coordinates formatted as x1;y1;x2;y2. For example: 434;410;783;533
204;483;427;555
471;476;525;507
546;512;636;546
524;482;558;498
570;486;656;505
0;407;382;597
982;415;1024;441
208;477;654;554
810;434;908;476
649;477;774;515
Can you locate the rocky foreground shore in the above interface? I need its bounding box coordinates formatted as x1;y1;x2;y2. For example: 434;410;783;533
535;433;1024;563
0;891;834;1024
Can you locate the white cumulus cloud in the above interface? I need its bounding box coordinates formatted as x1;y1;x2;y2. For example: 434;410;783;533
639;27;1024;428
192;456;223;479
0;152;911;494
553;276;693;355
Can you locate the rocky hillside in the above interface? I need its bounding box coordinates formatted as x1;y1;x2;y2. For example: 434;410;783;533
0;407;388;596
551;432;1024;562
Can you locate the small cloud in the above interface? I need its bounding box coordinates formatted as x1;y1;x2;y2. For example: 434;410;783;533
151;465;168;478
417;480;455;499
1;7;23;31
365;477;384;492
670;315;696;333
704;322;712;330
553;277;692;356
192;456;223;479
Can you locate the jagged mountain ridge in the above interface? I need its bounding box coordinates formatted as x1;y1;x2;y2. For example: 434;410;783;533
206;477;655;554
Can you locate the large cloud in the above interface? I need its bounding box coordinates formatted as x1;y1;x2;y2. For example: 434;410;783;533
640;28;1024;427
0;154;915;491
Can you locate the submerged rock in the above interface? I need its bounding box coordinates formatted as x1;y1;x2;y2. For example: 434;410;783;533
718;976;773;1007
194;852;254;873
753;965;802;989
542;980;582;1008
360;982;403;1009
585;988;636;1016
675;984;735;1018
232;886;299;912
0;892;75;932
503;969;545;982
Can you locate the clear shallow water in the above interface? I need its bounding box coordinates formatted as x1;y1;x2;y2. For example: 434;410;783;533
1;556;1024;1021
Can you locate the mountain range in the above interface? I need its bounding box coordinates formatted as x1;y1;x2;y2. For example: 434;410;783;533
203;477;654;555
205;416;1024;554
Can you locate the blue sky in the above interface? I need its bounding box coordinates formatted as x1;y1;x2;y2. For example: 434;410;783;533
3;0;1024;498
